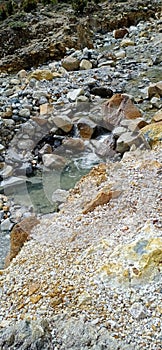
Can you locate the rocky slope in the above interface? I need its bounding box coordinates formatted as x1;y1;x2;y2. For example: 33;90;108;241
0;146;161;349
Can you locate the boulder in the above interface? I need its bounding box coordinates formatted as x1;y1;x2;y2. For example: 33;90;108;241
62;56;80;71
116;132;146;153
80;59;92;70
90;86;113;98
67;88;84;102
77;118;96;139
62;138;85;151
52;189;69;204
147;81;162;99
52;115;73;133
103;94;142;131
151;109;162;123
140;121;162;148
5;216;40;266
28;69;59;81
42;154;67;169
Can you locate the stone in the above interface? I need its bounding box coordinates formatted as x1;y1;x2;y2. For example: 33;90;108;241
28;69;55;81
140;121;162;147
1;218;14;232
90;86;113;98
0;164;13;178
103;94;142;131
62;56;80;71
77;117;96;139
40;103;54;116
80;59;92;70
62;138;85;151
42;154;67;169
0;144;5;152
18;108;30;118
152;109;162;122
52;189;69;203
5;216;40;266
17;139;34;150
116;132;146;153
129;302;148;320
120;38;135;47
67;88;84;102
52;115;73;133
113;28;129;39
120;118;148;132
39;144;52;156
0;177;26;193
147;81;162;99
82;187;121;214
113;126;127;137
17;69;27;79
115;50;126;59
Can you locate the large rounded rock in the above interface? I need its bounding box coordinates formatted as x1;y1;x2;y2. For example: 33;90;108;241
62;56;80;71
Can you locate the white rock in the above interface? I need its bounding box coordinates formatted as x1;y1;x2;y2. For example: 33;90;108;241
67;88;84;102
80;59;92;70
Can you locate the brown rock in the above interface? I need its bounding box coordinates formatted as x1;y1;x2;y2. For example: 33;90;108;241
148;81;162;99
152;110;162;123
77;117;96;139
5;216;40;267
82;187;121;214
113;28;129;39
40;103;54;116
103;94;142;131
28;69;55;81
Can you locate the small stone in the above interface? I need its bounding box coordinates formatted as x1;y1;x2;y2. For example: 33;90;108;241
80;59;92;70
113;28;129;39
28;69;54;81
67;88;84;102
52;115;73;133
120;39;135;47
129;302;148;320
19;108;30;118
152;109;162;122
62;56;80;71
42;154;67;169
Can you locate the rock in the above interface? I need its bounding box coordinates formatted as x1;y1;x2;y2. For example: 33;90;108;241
39;144;53;157
62;138;85;151
140;121;162;147
129;302;148;320
82;187;121;214
77;117;96;139
17;139;35;151
113;126;127;138
80;59;92;70
77;21;94;49
17;69;27;79
116;132;146;153
0;177;27;193
28;69;56;81
147;81;162;99
152;109;162;122
52;115;73;133
120;38;135;47
115;50;126;59
113;28;129;39
103;94;142;131
42;154;67;169
39;103;54;116
1;218;13;232
120;118;148;132
52;189;69;204
18;108;30;119
0;164;13;178
0;144;5;152
67;88;84;102
0;319;51;349
90;86;113;98
62;56;80;71
5;216;40;266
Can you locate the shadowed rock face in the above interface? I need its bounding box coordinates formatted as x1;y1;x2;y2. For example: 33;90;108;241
0;0;161;72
